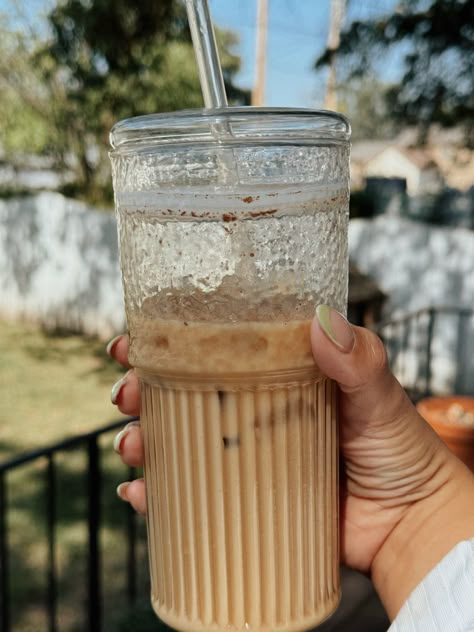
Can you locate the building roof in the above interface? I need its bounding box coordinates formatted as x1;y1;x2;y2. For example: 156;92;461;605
353;140;437;169
373;146;438;171
351;141;388;164
351;126;472;191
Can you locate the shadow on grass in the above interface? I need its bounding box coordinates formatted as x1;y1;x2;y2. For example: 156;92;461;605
9;445;129;528
4;435;150;632
115;600;173;631
24;326;126;383
0;440;20;461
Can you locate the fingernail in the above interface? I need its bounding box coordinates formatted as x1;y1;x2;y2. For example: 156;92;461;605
111;370;131;405
106;335;122;357
316;305;355;353
113;421;140;454
116;482;130;501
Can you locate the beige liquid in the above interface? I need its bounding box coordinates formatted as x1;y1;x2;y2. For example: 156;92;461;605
131;311;340;632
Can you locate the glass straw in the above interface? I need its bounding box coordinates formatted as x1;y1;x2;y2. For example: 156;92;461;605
185;0;238;185
185;0;228;108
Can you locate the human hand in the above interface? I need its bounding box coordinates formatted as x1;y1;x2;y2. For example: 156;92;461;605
108;335;146;515
311;306;474;617
108;306;474;619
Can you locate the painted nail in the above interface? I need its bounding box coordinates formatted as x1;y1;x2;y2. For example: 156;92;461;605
113;421;140;454
116;482;130;501
316;304;355;353
106;334;123;357
111;370;131;405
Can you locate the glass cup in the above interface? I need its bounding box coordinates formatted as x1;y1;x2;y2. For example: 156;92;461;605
110;107;351;632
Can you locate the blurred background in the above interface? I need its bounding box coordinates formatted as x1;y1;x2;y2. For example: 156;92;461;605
0;1;473;631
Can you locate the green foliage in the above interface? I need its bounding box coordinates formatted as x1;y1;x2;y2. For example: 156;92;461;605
0;0;249;205
316;0;474;144
337;75;401;141
0;87;51;156
0;23;54;158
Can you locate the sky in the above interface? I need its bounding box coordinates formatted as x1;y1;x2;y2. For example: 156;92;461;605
0;0;401;109
210;0;400;108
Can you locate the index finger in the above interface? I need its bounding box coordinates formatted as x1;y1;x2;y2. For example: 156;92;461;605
107;334;130;367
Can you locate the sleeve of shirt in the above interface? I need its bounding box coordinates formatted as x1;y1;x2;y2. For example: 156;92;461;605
388;539;474;632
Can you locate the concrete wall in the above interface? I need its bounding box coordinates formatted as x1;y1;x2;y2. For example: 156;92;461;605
0;192;125;340
349;216;474;394
349;216;474;315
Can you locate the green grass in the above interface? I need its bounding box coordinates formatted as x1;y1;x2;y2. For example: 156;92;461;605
0;318;125;458
0;319;165;631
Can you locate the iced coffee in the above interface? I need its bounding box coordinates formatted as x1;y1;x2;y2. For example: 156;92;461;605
129;293;340;631
110;107;351;632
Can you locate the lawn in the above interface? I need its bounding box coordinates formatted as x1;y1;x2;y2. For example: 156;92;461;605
0;318;126;458
0;319;160;631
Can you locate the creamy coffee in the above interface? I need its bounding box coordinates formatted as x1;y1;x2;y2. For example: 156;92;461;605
130;297;340;631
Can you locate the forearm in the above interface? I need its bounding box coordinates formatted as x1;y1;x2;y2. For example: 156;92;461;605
371;455;474;620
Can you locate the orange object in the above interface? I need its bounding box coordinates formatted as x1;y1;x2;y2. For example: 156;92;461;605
417;396;474;472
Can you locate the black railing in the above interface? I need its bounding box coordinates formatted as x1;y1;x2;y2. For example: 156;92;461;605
375;306;474;401
0;418;145;632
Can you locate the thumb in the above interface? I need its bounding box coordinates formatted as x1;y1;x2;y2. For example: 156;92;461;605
311;304;413;431
310;304;454;512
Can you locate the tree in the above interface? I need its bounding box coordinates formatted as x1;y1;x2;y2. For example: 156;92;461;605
337;75;401;141
0;0;249;204
315;0;474;145
0;14;56;159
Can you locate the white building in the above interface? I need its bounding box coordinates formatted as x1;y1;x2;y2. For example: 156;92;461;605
351;126;474;195
364;146;443;195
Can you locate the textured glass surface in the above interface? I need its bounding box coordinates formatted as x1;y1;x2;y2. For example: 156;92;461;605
110;108;350;632
114;186;348;321
111;137;350;323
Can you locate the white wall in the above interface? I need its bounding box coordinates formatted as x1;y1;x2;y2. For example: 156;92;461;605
0;192;125;340
349;216;474;314
349;216;474;394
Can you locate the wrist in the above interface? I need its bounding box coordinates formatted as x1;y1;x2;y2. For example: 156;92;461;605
370;454;474;620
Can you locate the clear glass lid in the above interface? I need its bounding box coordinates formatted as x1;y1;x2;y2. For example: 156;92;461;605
109;107;351;154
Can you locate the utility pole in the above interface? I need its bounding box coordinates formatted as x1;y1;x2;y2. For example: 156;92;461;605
325;0;346;111
252;0;268;106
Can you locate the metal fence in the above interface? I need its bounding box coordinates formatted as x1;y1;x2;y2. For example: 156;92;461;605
375;306;474;401
0;419;144;632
